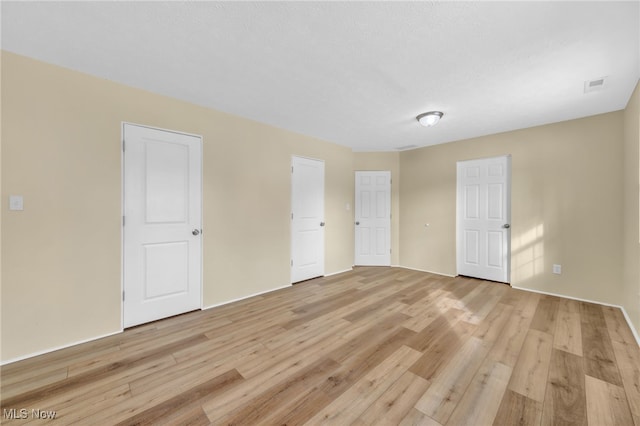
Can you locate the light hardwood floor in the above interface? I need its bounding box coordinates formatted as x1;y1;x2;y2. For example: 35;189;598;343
2;267;639;425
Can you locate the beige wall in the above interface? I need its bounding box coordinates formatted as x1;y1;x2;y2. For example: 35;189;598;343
399;113;626;306
353;152;400;265
1;52;355;362
2;51;638;362
623;80;640;332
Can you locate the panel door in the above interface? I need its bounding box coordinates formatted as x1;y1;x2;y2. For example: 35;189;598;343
355;171;391;266
123;124;202;328
456;156;511;283
291;156;325;283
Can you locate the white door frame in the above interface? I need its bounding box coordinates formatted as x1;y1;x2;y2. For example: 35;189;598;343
121;122;203;329
456;155;511;283
290;155;325;283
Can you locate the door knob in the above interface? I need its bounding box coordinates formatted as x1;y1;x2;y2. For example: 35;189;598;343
192;229;200;235
355;221;360;225
320;222;325;227
502;224;510;229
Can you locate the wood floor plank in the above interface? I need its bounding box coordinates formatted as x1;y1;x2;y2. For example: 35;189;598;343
0;343;120;392
493;389;542;426
320;326;417;400
611;339;640;424
0;367;68;400
530;294;560;335
413;336;490;424
473;302;514;346
114;369;243;426
2;267;639;426
463;291;504;325
487;292;539;367
445;359;512;426
401;291;450;332
74;369;232;425
262;317;346;352
399;277;444;306
399;409;443;426
285;283;398;330
405;308;467;353
498;287;529;308
328;312;412;364
580;302;622;386
178;324;284;364
553;308;582;356
603;305;638;345
1;331;194;408
32;357;177;424
306;345;422;424
236;316;352;379
263;386;333;425
343;299;410;324
352;371;430;426
585;374;634;426
200;323;366;419
212;357;340;425
507;329;553;403
14;384;131;426
297;282;356;305
408;320;476;382
541;348;586;426
127;341;264;397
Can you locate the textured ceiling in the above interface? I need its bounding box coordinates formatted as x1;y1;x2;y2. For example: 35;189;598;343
2;1;639;151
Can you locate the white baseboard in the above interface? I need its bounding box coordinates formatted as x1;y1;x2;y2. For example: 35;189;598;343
1;330;122;366
324;268;353;277
512;285;640;347
202;283;292;311
394;265;456;277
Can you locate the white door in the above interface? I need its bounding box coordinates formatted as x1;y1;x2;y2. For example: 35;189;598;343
456;155;511;283
355;171;391;266
123;124;202;328
291;156;325;283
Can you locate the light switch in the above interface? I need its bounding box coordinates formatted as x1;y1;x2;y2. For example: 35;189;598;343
9;195;24;211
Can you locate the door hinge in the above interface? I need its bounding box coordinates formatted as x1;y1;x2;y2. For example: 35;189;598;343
291;212;294;220
122;291;125;301
291;166;294;173
390;178;392;184
123;216;125;226
291;259;293;266
122;140;125;152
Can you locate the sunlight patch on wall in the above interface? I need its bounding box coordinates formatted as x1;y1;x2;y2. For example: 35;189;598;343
512;224;545;283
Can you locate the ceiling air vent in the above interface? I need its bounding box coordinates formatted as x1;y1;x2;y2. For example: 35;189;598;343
584;77;607;94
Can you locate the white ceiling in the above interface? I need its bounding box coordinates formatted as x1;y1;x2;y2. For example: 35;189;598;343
2;1;639;152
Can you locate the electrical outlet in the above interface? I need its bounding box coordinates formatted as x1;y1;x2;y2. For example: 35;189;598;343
553;264;562;275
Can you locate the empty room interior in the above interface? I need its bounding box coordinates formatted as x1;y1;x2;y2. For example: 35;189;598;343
1;1;640;425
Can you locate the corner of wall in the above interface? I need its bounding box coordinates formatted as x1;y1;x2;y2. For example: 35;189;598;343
623;79;640;334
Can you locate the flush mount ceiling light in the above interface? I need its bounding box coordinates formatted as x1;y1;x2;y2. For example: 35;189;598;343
416;111;443;127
